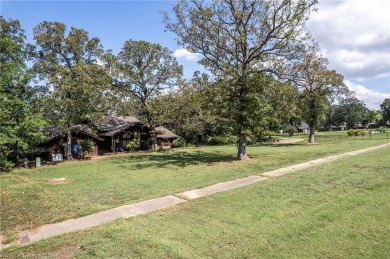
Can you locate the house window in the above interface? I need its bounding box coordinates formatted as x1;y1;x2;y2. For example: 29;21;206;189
121;132;134;148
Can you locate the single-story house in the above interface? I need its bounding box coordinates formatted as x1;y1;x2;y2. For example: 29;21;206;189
40;116;178;161
321;122;347;131
41;124;104;161
297;122;310;133
283;122;310;133
155;126;178;149
97;116;151;154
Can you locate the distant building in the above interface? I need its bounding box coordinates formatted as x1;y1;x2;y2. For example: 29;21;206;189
40;116;178;161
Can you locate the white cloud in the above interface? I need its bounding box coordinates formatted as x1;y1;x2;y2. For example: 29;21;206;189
308;0;390;81
345;80;390;109
173;48;200;61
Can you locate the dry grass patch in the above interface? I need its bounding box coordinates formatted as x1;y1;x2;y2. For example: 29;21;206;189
47;178;73;185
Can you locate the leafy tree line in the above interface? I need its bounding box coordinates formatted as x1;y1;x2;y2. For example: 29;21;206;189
0;18;46;171
324;97;388;130
1;1;388;169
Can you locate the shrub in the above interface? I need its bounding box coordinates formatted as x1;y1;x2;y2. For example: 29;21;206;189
347;129;355;136
173;137;186;148
246;136;258;145
286;125;297;136
126;140;139;151
377;127;387;133
258;131;278;142
207;135;237;145
79;140;95;152
150;147;167;153
0;159;14;172
355;129;366;136
347;129;366;136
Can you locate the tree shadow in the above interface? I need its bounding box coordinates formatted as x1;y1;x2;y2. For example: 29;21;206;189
256;143;305;148
108;150;235;170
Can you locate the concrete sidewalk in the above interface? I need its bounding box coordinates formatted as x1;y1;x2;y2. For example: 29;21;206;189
2;142;389;250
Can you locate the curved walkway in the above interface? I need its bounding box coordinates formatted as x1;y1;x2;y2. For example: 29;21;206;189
2;142;389;250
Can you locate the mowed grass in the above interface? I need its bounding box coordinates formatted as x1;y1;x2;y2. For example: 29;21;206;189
284;130;389;141
0;139;389;242
1;145;389;258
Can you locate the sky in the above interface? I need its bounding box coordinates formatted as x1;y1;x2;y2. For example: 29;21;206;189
1;0;389;110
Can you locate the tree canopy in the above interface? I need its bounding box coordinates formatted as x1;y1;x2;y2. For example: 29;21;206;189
292;45;347;143
0;16;46;170
111;39;183;148
4;9;380;170
332;97;369;129
32;21;112;159
380;98;390;125
164;0;318;159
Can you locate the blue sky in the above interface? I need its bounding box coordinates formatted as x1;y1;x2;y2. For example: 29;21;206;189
1;0;203;78
1;0;389;109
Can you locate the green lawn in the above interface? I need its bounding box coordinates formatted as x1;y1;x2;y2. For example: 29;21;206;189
1;140;389;243
1;143;389;258
283;130;389;141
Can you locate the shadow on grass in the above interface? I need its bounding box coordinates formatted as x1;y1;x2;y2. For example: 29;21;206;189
256;143;305;148
108;150;235;170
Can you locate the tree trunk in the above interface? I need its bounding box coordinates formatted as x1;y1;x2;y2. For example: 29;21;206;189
308;127;315;144
144;104;157;150
16;154;20;168
152;130;158;149
237;132;248;160
66;128;73;160
148;125;157;150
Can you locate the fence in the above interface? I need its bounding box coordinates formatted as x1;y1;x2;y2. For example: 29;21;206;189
315;132;389;142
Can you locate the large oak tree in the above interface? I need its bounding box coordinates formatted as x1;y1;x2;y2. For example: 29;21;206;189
380;98;390;126
111;40;182;149
164;0;318;159
292;45;347;143
33;22;112;159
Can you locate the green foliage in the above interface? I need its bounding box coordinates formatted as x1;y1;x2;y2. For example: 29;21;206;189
333;97;370;129
109;40;183;149
380;98;390;125
294;45;347;143
125;140;139;151
245;136;258;145
155;73;224;146
347;129;366;136
164;0;318;159
112;39;183;149
0;17;47;171
79;140;95;153
286;125;297;136
262;130;276;137
355;130;366;136
207;135;237;146
32;21;112;159
258;131;279;142
172;137;186;148
376;127;387;133
0;158;14;172
347;129;355;136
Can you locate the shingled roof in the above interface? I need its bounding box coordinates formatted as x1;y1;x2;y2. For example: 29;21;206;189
155;126;178;139
98;116;149;137
43;124;104;141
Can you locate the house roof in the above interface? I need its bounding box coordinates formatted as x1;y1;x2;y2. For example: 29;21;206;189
72;125;104;141
98;116;148;137
155;126;178;139
43;116;177;140
297;122;309;130
114;116;140;123
43;124;104;141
